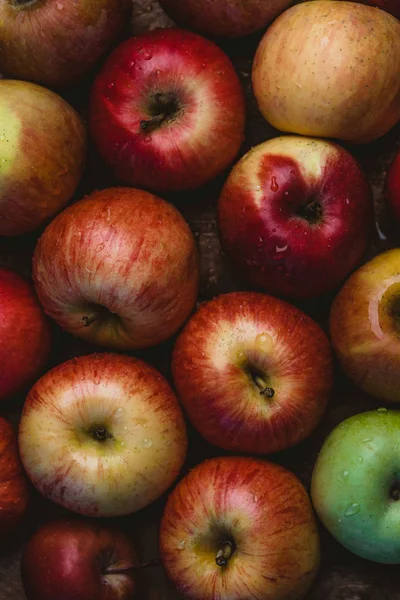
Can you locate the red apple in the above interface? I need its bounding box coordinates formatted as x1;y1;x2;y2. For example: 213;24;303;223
158;0;292;38
21;517;137;600
252;2;400;143
0;417;30;540
0;268;51;401
32;187;199;350
172;292;333;454
218;136;373;299
19;353;187;517
0;0;132;87
90;28;246;192
160;456;320;600
0;80;87;236
386;149;400;224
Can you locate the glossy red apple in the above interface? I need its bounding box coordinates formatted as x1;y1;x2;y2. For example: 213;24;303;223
160;456;320;600
0;268;51;401
0;80;87;236
159;0;292;38
0;417;30;540
90;28;245;192
19;353;187;517
218;136;373;299
0;0;132;87
21;517;137;600
32;187;199;350
386;149;400;224
172;292;333;454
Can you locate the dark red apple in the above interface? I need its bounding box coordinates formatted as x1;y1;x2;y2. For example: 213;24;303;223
0;417;30;540
159;0;292;38
0;268;51;401
32;187;199;350
0;0;132;87
21;517;137;600
172;291;333;454
218;136;373;299
160;456;320;600
386;149;400;223
90;28;246;192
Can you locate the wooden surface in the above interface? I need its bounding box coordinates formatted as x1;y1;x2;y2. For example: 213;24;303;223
1;1;400;598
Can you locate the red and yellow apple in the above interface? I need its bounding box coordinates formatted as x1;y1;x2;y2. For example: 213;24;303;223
160;456;320;600
0;0;132;87
0;80;86;236
0;268;51;401
90;28;246;192
158;0;292;38
252;1;400;143
33;187;199;350
0;417;30;540
386;149;400;224
330;249;400;403
172;292;333;454
19;353;187;517
22;517;137;600
218;136;373;299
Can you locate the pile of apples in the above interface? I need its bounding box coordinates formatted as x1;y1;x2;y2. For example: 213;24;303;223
1;0;400;598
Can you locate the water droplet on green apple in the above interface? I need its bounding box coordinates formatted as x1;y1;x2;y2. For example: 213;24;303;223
343;470;349;478
142;438;153;448
358;456;364;463
377;407;388;414
344;503;360;517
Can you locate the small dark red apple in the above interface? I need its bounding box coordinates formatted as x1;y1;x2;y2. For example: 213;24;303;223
0;268;51;401
159;0;292;38
0;417;30;540
21;517;137;600
90;28;246;192
386;149;400;223
0;0;132;87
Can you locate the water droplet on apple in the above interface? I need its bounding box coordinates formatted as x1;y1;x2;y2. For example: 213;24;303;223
344;503;360;517
362;437;374;450
358;456;364;463
56;2;63;9
0;134;5;141
177;540;186;550
120;442;125;447
345;198;350;205
343;470;349;479
270;176;279;192
338;518;342;523
142;438;153;448
96;243;105;253
377;407;388;414
93;378;100;385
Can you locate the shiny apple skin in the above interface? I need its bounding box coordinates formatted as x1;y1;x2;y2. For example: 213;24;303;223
218;136;373;299
90;28;245;192
312;410;400;563
21;517;137;600
252;2;400;143
0;80;87;236
0;417;30;540
172;292;333;454
159;0;292;38
0;0;132;87
0;268;51;401
330;249;400;403
386;150;400;224
32;187;199;350
160;456;320;600
19;353;187;517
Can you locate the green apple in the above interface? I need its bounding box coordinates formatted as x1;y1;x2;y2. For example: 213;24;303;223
311;409;400;563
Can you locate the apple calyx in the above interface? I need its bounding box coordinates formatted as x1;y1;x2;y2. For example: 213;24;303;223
390;485;400;501
297;198;323;224
215;540;236;568
104;559;160;575
140;92;181;133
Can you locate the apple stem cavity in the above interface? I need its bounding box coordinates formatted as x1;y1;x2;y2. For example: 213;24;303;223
90;426;112;442
215;539;236;568
140;92;180;133
298;199;323;224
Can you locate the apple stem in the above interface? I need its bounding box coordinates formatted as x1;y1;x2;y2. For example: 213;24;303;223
82;315;97;327
104;559;160;575
216;540;235;567
254;376;275;398
140;113;166;131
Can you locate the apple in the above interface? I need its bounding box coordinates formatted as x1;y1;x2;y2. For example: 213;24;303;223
310;0;400;19
90;28;246;192
160;456;320;600
312;409;400;563
158;0;292;38
0;268;51;401
21;517;137;600
386;149;400;224
18;353;187;517
32;187;199;350
0;0;132;87
172;291;333;454
218;136;373;299
0;417;30;540
0;80;87;236
252;1;400;143
330;249;400;403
